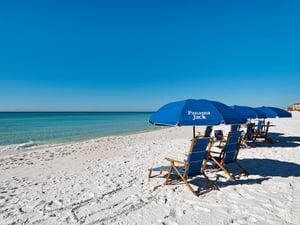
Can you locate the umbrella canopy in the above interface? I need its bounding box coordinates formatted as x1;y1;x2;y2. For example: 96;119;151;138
256;106;292;118
231;105;266;119
149;99;247;127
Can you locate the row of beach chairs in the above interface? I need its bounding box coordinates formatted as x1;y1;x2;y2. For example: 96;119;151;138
200;120;273;147
148;121;272;196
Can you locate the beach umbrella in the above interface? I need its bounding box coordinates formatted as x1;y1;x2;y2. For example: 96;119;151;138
256;106;292;118
231;105;266;119
149;99;247;137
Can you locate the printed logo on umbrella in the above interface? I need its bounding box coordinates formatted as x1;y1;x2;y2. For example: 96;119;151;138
188;110;211;120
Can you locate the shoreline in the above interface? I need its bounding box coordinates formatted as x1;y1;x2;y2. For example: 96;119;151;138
0;111;154;147
0;113;299;224
0;126;163;158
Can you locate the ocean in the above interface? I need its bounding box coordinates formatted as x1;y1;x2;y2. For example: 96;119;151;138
0;112;155;150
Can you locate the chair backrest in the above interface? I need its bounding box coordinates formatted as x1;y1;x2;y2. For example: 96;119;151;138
264;121;270;134
230;124;240;132
222;131;242;164
204;126;213;137
214;130;223;140
186;137;210;176
256;120;264;132
245;123;255;140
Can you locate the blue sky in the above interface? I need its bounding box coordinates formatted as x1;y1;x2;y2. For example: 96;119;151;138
0;0;299;111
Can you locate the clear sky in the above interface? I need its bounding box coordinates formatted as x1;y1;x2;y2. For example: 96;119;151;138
0;0;299;111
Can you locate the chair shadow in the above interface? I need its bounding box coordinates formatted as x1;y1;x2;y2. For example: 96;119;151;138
207;158;300;188
216;177;270;188
239;158;300;177
248;132;300;148
189;172;269;191
150;158;300;192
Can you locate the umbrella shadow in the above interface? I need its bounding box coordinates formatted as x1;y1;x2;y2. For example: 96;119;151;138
249;132;300;148
269;132;300;147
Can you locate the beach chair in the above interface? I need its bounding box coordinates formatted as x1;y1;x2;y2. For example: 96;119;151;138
230;124;240;132
208;131;248;179
255;120;264;133
241;122;255;146
204;126;213;137
214;130;226;147
196;126;213;137
150;137;218;196
253;121;273;144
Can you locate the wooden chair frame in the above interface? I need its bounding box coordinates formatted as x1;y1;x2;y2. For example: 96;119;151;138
149;137;219;196
208;131;249;179
253;121;273;144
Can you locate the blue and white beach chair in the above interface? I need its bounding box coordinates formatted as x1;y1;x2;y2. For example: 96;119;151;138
208;131;249;179
149;137;219;196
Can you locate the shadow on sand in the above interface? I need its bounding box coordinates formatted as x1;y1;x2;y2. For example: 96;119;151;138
239;158;300;177
149;158;300;194
248;132;300;148
206;158;300;189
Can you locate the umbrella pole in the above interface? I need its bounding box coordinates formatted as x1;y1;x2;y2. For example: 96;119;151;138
193;126;195;138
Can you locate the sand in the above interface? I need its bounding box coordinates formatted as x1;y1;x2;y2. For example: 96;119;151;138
0;112;299;225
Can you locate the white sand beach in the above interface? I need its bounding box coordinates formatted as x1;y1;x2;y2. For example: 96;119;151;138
1;112;299;225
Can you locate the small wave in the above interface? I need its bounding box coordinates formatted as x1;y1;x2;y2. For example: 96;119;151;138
0;141;38;155
16;141;37;149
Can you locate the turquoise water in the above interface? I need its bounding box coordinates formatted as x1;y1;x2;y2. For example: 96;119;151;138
0;112;155;147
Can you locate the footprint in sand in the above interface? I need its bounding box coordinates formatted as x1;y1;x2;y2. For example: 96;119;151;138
228;216;258;225
157;218;179;225
183;200;211;213
192;205;211;213
44;199;64;213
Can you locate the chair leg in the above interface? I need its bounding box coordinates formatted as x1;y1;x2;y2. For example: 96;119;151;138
265;136;273;144
202;172;219;191
164;165;173;185
148;168;162;178
160;168;170;175
164;163;197;195
148;168;153;178
163;160;219;196
210;156;235;179
171;165;198;196
235;162;249;176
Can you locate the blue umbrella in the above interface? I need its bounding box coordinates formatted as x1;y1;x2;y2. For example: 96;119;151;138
256;106;292;118
231;105;266;119
150;99;247;137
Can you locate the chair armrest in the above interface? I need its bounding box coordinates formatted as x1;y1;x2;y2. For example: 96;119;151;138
210;150;221;154
164;157;185;165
